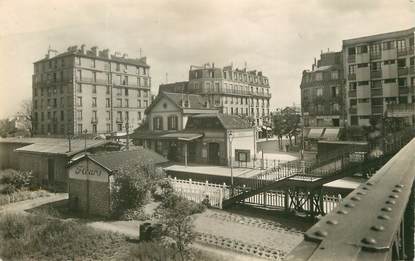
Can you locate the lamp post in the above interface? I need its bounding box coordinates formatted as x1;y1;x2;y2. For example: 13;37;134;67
228;130;234;197
125;122;129;151
83;129;88;153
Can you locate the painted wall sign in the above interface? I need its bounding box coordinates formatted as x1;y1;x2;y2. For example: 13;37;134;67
69;160;108;182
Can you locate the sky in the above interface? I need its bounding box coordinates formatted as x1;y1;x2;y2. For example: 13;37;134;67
0;0;414;118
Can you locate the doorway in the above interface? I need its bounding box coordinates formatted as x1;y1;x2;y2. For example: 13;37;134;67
208;143;220;164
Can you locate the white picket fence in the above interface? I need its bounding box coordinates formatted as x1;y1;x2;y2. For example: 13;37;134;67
244;191;342;214
169;177;228;209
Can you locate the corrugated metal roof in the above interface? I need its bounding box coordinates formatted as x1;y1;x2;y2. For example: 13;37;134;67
14;138;111;156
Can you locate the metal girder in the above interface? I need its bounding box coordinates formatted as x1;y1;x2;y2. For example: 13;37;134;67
287;138;415;261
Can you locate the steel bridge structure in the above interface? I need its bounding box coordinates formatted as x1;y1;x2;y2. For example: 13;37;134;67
286;138;415;261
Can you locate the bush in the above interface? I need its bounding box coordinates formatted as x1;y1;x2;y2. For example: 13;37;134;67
0;169;32;194
111;164;165;218
121;208;150;221
0;190;50;207
0;213;130;260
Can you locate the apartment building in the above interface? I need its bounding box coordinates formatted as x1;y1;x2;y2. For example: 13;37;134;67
300;51;345;127
187;63;271;126
32;45;151;136
344;27;415;126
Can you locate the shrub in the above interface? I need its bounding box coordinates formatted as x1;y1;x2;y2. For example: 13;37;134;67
0;169;33;194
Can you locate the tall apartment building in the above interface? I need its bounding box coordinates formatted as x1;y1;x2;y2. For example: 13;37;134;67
300;51;345;127
32;45;151;136
344;27;415;126
184;63;271;126
301;27;415;128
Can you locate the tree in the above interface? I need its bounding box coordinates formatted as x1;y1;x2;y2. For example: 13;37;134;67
272;109;285;150
155;193;205;261
0;119;17;138
272;107;301;149
18;99;34;137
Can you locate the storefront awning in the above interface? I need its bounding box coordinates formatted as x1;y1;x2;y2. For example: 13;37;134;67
321;128;340;141
307;128;324;139
159;133;203;141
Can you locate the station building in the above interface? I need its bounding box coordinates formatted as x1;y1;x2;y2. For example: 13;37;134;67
67;148;168;216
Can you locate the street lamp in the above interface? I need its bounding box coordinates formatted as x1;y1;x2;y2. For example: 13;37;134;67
228;130;234;197
125;122;129;151
83;129;88;153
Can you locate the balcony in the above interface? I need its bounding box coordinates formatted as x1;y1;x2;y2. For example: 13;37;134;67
370;88;383;97
397;46;414;57
398;67;409;76
371;105;384;114
370;52;381;60
348;74;356;81
347;55;355;63
410;65;415;75
370;70;382;79
116;118;123;123
387;103;415;117
348;90;356;98
349;107;357;114
91;118;98;123
398;86;409;95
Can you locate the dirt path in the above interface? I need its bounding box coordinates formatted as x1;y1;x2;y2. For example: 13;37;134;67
0;193;67;214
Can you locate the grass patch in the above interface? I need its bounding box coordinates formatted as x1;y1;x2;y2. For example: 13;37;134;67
0;213;132;260
0;189;51;207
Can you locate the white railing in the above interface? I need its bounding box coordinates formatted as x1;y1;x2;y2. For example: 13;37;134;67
169;177;229;209
244;191;342;214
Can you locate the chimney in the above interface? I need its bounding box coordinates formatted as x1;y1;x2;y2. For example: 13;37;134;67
80;44;86;54
103;49;109;58
122;53;128;58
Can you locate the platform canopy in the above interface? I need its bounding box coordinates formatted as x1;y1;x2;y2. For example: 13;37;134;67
306;128;324;139
321;128;340;140
159;133;203;141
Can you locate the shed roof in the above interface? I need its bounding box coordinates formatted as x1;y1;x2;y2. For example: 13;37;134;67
74;147;168;172
11;138;112;156
190;113;252;129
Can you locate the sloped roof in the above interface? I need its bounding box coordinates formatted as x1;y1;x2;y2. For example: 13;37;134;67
145;91;214;114
87;147;168;172
190;113;252;129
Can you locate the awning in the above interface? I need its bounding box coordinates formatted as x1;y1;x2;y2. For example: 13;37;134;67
321;128;340;141
307;128;324;139
159;133;203;141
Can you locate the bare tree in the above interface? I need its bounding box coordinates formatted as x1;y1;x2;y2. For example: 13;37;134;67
19;99;34;137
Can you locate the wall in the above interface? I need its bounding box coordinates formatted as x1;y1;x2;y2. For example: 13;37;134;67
227;129;255;163
148;96;183;131
68;158;111;216
0;143;28;170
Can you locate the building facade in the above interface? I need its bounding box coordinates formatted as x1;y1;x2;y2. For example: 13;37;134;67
32;45;152;136
301;27;415;128
160;63;272;127
300;52;345;127
343;28;415;126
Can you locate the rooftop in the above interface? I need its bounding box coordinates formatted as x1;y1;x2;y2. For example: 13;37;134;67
343;27;415;46
0;137;113;156
85;147;168;172
190;113;252;129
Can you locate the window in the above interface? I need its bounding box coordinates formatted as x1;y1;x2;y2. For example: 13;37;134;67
77;110;82;120
315;72;323;81
358;98;369;103
76;83;82;93
91;59;95;68
371;62;381;71
396;39;406;51
357;45;368;54
116;63;120;71
398;78;407;87
92;111;97;121
106;124;111;133
143;90;148;97
116;98;122;107
125;88;129;96
138;89;141;97
117;124;122;131
138;100;142;108
125;99;129;107
106;111;111;120
168;115;178;130
123;76;128;85
92;97;97;107
77;97;82;106
153;117;163;130
357;63;368;68
106;98;110;107
384;78;396;84
348;47;356;55
358;81;369;86
349;65;356;74
125;111;129;121
383;41;395;50
371;80;382;89
370;44;381;54
92;124;97;133
331;71;338;79
144;100;148;107
397;59;406;68
106;86;110;94
78;124;83;134
316;88;323;96
117;111;122;121
138;111;142;120
384;60;396;65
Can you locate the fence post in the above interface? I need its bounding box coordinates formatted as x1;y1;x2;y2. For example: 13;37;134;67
189;178;192;186
219;189;223;209
263;191;267;207
284;189;289;212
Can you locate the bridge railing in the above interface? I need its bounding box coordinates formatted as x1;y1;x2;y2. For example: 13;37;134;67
286;138;415;261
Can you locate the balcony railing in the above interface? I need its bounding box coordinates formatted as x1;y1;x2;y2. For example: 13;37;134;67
348;55;355;63
387;103;415;115
370;52;381;60
409;65;415;75
397;45;415;57
370;70;382;78
348;90;356;98
398;86;409;95
398;67;409;76
348;74;356;81
349;107;357;114
91;118;98;123
371;105;383;114
370;88;383;97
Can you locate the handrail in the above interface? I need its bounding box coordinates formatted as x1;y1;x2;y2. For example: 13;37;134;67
286;138;415;261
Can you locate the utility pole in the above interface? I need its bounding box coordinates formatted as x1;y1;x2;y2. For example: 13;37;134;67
229;130;234;197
